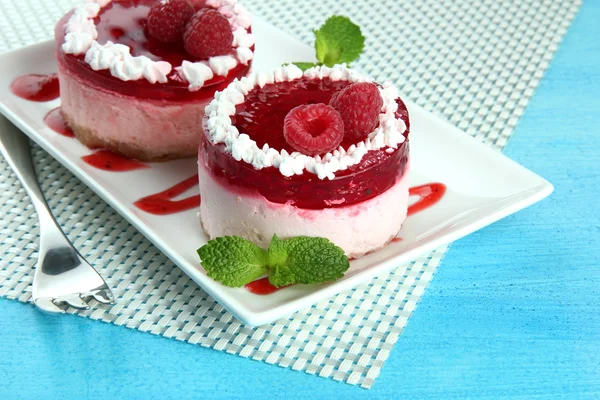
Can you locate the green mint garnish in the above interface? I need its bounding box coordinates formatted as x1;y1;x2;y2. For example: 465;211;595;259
267;234;288;266
288;15;365;71
197;236;268;287
314;16;365;67
197;235;350;288
268;236;349;287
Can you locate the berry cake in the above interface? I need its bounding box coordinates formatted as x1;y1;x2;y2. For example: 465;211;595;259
198;65;410;258
55;0;254;161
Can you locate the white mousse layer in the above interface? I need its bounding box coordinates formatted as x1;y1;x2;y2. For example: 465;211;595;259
198;160;410;258
58;61;209;160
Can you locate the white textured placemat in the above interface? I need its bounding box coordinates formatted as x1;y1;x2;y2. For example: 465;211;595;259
0;0;580;389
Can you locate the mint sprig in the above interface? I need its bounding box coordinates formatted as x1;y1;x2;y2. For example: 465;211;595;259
315;16;365;67
197;235;350;288
269;236;349;287
289;15;365;71
197;236;268;288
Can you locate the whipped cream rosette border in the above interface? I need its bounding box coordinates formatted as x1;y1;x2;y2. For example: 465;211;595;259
62;0;254;90
204;64;407;180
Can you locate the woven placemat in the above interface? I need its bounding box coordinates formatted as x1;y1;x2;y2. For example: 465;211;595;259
0;0;580;389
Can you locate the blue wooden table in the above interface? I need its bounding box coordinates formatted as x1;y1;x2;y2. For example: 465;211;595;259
1;2;598;399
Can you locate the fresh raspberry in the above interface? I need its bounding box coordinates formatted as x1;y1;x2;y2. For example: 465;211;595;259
329;82;383;142
147;0;195;44
283;104;344;156
184;9;233;59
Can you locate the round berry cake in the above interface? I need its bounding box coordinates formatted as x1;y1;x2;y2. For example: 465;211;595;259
55;0;254;161
198;65;410;258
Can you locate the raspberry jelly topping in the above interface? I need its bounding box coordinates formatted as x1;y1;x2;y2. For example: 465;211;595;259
55;0;251;101
201;76;410;210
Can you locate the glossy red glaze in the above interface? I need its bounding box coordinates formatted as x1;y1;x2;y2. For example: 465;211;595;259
201;77;410;210
134;175;201;215
235;78;354;151
44;107;74;137
245;277;289;295
391;237;403;243
82;150;149;171
54;1;252;101
407;183;447;216
10;74;60;102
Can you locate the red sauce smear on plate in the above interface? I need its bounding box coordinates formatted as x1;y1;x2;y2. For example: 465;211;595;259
407;183;447;216
134;175;200;215
10;74;60;102
82;150;149;172
245;277;290;295
43;107;74;137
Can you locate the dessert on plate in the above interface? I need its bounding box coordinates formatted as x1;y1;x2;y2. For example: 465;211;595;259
198;64;410;258
54;0;254;161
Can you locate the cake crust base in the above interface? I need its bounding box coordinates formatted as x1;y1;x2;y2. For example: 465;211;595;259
63;112;197;162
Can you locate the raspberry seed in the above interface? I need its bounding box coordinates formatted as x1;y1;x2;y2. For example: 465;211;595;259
283;104;344;156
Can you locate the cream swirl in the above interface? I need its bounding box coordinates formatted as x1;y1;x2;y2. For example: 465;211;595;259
62;0;253;89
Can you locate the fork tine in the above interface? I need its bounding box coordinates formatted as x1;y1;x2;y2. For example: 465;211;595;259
1;117;114;315
91;287;115;304
62;294;90;310
34;298;66;314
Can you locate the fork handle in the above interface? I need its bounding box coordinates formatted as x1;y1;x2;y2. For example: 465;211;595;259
0;116;58;230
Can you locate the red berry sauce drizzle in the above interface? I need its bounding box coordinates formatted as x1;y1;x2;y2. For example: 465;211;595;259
16;83;198;212
82;150;149;172
407;183;446;216
134;175;201;215
245;277;290;295
10;74;60;102
44;108;74;137
42;107;199;212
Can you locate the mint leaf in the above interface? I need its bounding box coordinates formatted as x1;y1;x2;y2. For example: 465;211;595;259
268;234;287;266
291;62;321;72
197;236;268;287
198;235;350;288
314;15;365;67
273;237;349;285
269;264;297;288
267;235;295;287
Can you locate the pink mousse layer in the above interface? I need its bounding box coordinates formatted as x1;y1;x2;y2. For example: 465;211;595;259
57;60;210;161
198;158;410;258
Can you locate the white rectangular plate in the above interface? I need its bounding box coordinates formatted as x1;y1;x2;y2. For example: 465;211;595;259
0;16;552;326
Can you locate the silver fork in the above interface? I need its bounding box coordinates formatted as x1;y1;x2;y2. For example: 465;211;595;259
0;116;114;313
